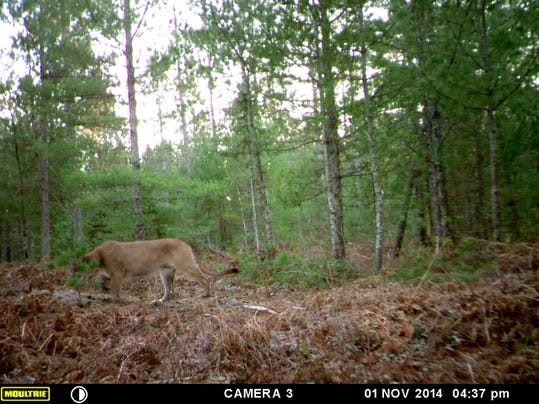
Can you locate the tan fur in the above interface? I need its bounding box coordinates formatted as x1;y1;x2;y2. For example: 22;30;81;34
72;238;239;304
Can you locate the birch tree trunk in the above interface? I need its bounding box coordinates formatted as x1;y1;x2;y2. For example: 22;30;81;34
249;173;262;262
73;208;84;246
359;6;384;271
317;1;345;260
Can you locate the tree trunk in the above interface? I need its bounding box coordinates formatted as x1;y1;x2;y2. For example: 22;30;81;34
473;131;488;238
249;173;262;262
424;96;449;252
415;174;430;247
39;128;50;261
253;146;274;256
38;44;51;262
240;68;274;256
392;169;417;259
2;210;9;262
10;112;29;261
208;66;217;139
479;0;500;241
236;185;253;252
486;107;500;241
157;96;165;143
124;0;144;240
411;1;451;250
317;1;345;260
177;82;192;177
73;208;84;246
359;5;384;271
173;9;192;177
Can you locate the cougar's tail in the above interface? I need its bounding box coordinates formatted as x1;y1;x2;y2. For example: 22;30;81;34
215;267;240;278
199;264;240;278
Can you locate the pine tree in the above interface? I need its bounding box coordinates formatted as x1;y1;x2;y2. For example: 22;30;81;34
4;0;118;261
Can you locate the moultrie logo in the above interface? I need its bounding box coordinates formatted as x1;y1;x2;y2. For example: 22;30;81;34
1;387;50;402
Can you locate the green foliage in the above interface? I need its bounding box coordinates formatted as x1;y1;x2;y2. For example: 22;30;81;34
448;265;490;283
66;258;93;293
454;237;481;256
65;274;88;292
239;250;357;290
389;238;498;284
388;246;438;283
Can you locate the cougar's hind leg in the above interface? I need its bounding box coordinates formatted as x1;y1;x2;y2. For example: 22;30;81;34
152;268;175;305
198;276;211;298
110;273;123;302
99;272;111;292
185;265;212;297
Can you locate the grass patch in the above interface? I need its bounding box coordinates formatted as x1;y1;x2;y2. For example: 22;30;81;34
448;264;490;282
388;239;498;284
239;250;357;289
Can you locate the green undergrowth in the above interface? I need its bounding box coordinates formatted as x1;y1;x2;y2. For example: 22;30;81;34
238;238;511;289
388;238;500;284
238;250;358;289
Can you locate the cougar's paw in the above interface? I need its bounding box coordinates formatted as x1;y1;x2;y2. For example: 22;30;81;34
151;297;169;306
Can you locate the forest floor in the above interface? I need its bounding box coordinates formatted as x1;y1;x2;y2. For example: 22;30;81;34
1;241;538;384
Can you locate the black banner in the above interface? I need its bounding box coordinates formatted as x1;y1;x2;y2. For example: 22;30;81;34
1;384;535;404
